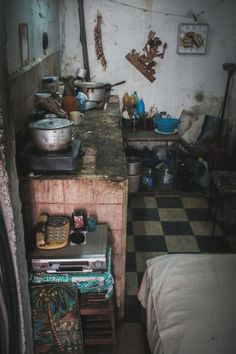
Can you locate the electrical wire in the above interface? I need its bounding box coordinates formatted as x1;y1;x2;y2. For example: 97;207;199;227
106;0;227;20
196;0;225;18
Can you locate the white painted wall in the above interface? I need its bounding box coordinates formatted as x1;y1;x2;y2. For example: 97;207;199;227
5;0;60;73
61;0;236;118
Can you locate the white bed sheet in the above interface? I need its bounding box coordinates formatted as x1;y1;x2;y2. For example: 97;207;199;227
138;254;236;354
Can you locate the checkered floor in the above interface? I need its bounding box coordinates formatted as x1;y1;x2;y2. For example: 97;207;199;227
123;194;236;324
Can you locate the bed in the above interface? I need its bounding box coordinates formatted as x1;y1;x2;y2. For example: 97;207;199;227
138;254;236;354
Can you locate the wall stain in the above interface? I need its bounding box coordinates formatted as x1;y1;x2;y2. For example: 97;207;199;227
195;91;204;102
144;0;154;9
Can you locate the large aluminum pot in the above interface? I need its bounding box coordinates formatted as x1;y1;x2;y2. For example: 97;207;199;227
74;80;126;110
29;118;73;152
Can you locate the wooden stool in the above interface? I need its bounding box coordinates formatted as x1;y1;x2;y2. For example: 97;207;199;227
79;293;116;346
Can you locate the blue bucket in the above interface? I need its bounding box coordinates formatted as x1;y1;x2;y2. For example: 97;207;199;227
153;117;180;133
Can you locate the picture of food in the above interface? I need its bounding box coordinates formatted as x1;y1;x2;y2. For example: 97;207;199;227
177;23;208;54
181;31;204;48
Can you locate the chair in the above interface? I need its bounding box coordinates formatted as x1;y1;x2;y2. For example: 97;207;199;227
209;170;236;238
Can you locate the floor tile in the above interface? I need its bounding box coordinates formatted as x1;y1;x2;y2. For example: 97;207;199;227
127;220;133;235
137;272;145;288
196;236;232;252
162;221;193;235
190;221;223;236
134;236;167;252
165;235;200;252
130;196;157;209
158;208;188;221
127;234;135;252
185;208;208;221
122;295;141;322
125;272;139;295
156;196;183;208
127;208;132;221
133;221;163;235
136;252;167;272
132;208;159;221
116;322;145;354
126;252;137;272
181;197;208;209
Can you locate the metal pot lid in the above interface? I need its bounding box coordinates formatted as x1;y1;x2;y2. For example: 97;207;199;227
74;80;105;89
29;118;73;130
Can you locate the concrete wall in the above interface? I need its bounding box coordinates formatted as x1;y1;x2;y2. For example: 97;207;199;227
61;0;236;131
5;0;60;74
3;0;61;147
10;50;60;148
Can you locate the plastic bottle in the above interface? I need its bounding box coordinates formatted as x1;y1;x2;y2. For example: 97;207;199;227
160;157;175;190
133;91;139;107
137;98;145;118
195;158;209;188
122;92;131;114
130;94;136;111
142;168;154;191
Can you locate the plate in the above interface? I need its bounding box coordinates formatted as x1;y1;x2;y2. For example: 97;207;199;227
155;128;178;135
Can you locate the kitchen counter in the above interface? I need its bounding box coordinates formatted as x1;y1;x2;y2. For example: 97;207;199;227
20;96;128;318
73;96;127;180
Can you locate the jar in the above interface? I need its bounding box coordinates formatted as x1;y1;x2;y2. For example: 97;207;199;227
61;96;78;118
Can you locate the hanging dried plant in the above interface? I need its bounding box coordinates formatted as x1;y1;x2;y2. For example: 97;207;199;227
94;11;107;70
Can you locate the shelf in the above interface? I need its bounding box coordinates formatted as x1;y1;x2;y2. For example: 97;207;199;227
79;293;116;346
123;129;180;142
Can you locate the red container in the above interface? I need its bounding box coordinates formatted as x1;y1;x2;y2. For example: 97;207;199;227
61;96;78;118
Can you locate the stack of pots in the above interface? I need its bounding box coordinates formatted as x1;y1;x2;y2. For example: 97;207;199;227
127;156;142;193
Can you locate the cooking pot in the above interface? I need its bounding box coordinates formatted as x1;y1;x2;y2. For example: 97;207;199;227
74;80;126;110
29;118;73;152
127;156;142;176
76;67;87;80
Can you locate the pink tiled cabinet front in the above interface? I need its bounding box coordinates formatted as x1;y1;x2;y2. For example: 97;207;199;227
22;177;128;317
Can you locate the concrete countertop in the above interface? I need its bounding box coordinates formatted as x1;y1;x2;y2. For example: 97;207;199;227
24;97;128;181
73;96;127;181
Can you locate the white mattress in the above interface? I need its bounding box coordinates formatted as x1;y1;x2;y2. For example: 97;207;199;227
138;254;236;354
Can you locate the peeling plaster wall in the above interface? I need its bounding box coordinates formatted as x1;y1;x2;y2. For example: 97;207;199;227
61;0;236;122
59;0;84;76
5;0;60;74
4;0;60;147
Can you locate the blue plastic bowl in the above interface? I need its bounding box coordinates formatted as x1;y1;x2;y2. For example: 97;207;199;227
153;117;180;133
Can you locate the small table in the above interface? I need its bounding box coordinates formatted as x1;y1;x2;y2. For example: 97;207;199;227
123;129;180;160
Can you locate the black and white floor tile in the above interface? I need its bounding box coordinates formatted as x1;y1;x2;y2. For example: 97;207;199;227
123;194;236;353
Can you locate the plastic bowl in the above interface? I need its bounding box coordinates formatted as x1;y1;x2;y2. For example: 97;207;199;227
153;117;180;133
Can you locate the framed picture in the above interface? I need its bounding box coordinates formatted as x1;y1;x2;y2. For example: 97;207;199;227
19;23;29;66
177;23;209;54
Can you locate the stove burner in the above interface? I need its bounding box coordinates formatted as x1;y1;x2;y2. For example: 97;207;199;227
21;139;82;173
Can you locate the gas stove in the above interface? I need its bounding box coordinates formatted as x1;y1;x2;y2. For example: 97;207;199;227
21;138;82;173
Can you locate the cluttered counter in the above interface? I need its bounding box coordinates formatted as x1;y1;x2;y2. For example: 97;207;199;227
73;96;127;179
20;97;128;317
